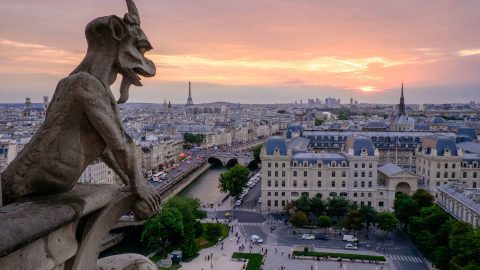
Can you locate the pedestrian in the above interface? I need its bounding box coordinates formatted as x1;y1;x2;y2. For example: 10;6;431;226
275;248;277;254
281;251;284;256
311;265;313;270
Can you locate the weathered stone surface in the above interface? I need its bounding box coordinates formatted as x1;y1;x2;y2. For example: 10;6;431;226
0;184;117;256
0;0;160;216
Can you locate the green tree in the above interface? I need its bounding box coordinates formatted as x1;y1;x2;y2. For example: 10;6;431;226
310;197;326;217
317;215;332;235
377;212;399;236
314;118;324;126
218;164;250;199
290;211;309;228
294;195;311;215
412;189;434;209
343;210;364;235
326;197;350;222
449;222;480;268
393;193;418;228
252;144;263;163
141;207;184;249
359;205;378;232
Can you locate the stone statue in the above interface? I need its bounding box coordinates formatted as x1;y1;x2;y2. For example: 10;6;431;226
1;0;160;216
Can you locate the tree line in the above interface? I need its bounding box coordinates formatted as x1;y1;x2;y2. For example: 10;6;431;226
393;190;480;270
287;195;398;237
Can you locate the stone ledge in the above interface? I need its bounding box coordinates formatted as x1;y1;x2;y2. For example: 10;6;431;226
0;184;121;256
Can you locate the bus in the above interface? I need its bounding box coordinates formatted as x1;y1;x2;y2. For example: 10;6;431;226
152;171;167;182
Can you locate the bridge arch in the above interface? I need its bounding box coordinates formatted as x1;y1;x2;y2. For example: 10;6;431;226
207;157;223;166
225;158;238;167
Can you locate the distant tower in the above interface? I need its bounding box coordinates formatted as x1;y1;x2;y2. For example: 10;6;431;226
25;97;31;109
43;96;49;110
186;81;194;106
398;82;405;116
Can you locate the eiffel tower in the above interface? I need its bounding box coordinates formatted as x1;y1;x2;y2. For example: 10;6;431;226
186;81;194;107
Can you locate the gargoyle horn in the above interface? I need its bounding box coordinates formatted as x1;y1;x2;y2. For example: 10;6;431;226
126;0;140;25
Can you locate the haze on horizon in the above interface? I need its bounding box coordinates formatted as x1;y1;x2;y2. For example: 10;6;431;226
1;0;480;104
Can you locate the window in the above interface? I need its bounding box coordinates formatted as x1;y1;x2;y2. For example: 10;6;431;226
354;163;358;168
274;200;278;206
268;162;271;168
379;201;384;207
445;163;448;169
362;163;365;168
293;171;297;177
332;171;336;177
368;193;372;197
369;163;372;168
317;181;322;187
368;171;372;177
282;200;286;206
274;180;278;187
342;181;346;187
368;181;372;187
474;182;477;188
340;192;348;197
436;182;440;186
361;181;365;188
354;181;358;187
303;180;308;187
367;201;372;206
274;171;278;177
474;172;478;178
282;181;285;187
331;181;336;187
293;180;297;187
361;193;365;197
282;171;286;177
361;172;365;177
316;193;322;198
452;163;456;169
353;193;357;197
281;192;285;196
304;171;308;177
274;192;278;196
354;172;358;178
268;171;271;177
275;162;278;168
342;171;346;177
452;172;455;178
301;192;309;197
444;172;448;178
317;163;322;168
282;163;285;168
318;171;322;177
267;192;271;196
437;163;440;169
267;200;271;206
267;181;271;187
464;172;467;178
329;192;337;197
291;192;299;196
436;172;440;178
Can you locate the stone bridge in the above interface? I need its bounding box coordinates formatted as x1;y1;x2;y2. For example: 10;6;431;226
208;153;255;166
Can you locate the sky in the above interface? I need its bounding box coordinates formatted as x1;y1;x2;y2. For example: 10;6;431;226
1;0;480;104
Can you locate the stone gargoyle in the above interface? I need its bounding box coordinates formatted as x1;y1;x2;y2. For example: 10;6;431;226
1;0;161;217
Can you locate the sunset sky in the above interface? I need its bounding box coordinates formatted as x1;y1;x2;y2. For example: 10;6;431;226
1;0;480;104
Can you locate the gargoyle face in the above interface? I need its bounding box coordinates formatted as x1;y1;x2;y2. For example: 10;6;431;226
114;0;156;104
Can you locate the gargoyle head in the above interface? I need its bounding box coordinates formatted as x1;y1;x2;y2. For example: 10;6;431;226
83;0;156;104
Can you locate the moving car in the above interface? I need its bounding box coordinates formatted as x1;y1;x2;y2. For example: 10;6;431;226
343;235;358;242
301;234;315;240
345;243;358;250
235;200;242;206
315;233;329;240
250;235;263;243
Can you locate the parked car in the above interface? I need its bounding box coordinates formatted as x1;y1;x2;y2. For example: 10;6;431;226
250;235;263;243
343;235;358;242
345;243;358;250
301;234;315;240
315;233;329;240
235;200;242;206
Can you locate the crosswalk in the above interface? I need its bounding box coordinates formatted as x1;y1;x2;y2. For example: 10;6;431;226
387;254;423;263
234;208;257;212
238;222;263;226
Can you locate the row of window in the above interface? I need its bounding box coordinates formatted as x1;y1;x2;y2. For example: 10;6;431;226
266;199;375;207
266;191;374;198
266;180;374;188
267;170;374;178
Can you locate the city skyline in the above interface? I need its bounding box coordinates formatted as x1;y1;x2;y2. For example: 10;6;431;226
1;0;480;104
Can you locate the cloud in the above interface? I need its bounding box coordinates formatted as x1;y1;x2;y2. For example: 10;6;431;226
457;49;480;57
284;79;304;84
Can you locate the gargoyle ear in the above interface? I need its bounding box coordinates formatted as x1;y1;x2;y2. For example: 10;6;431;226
109;16;126;41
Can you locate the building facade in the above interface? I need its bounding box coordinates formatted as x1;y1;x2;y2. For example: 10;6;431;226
78;159;116;185
437;182;480;228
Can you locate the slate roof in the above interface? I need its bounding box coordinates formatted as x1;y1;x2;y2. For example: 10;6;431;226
457;127;477;140
265;136;288;155
422;136;458;156
292;153;346;165
287;137;310;154
378;163;404;177
346;135;375;156
457;141;480;154
286;124;304;139
438;185;480;214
